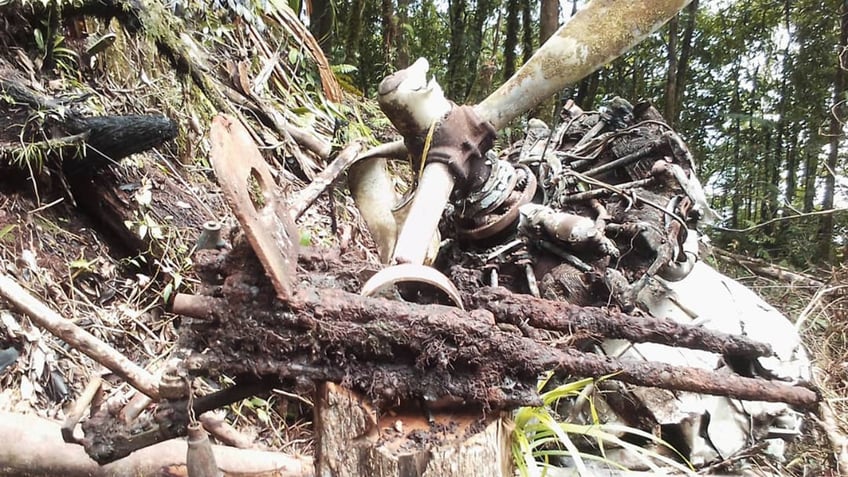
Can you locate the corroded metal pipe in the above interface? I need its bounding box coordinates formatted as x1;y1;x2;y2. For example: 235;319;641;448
171;294;225;321
186;422;221;477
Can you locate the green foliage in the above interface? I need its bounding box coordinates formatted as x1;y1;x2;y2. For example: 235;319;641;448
512;374;696;476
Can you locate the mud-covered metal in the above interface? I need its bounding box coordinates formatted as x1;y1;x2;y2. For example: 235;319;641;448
209;114;299;302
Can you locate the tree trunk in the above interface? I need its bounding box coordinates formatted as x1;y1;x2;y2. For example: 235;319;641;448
770;0;792;237
673;0;699;119
730;60;742;229
309;0;334;55
503;0;520;80
801;150;818;213
463;0;496;100
344;0;365;64
533;0;560;121
381;0;398;68
396;0;411;68
539;0;559;44
521;0;533;64
663;13;679;123
817;0;847;262
447;0;468;99
314;383;513;477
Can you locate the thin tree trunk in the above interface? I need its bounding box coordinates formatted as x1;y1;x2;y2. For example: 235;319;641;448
817;0;847;262
576;71;600;110
395;0;410;68
381;0;397;68
769;0;792;236
534;0;560;120
663;14;679;123
447;0;468;99
309;0;334;55
463;0;495;100
344;0;365;64
673;0;698;125
521;0;533;64
730;61;742;229
503;0;520;81
539;0;558;43
784;123;799;206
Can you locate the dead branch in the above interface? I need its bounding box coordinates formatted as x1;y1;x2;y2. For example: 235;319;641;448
290;141;364;219
711;247;825;288
199;413;257;450
0;272;161;400
0;412;312;477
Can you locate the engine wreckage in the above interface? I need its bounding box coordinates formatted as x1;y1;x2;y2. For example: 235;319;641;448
61;56;817;474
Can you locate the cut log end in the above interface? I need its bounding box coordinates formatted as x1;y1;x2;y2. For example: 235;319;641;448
315;383;513;477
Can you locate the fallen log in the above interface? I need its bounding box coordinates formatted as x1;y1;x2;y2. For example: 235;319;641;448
0;76;177;178
0;412;312;477
0;73;210;257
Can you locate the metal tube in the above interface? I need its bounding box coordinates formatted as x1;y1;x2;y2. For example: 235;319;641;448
391;163;455;265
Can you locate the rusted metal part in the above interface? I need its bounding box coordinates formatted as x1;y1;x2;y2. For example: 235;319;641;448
186;422;220;477
518;203;619;258
360;263;464;309
417;105;497;194
195;221;226;251
158;370;187;401
198;413;255;449
82;379;276;464
119;393;152;424
457;164;538;240
171;293;225;321
550;346;817;408
465;287;774;359
209;114;299;302
176;274;816;408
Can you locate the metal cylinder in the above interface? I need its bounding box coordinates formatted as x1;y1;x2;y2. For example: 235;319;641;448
186;422;221;477
391;163;455;265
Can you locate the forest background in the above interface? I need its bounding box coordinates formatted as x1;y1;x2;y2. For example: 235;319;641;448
303;0;848;268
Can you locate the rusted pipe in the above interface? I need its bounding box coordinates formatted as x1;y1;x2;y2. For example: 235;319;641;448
186;422;221;477
171;294;226;321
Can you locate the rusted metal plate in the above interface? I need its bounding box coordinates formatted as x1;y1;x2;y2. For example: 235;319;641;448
209;114;298;301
